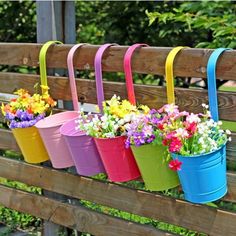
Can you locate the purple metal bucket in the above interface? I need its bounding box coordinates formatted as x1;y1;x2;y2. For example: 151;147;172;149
35;111;78;168
60;118;105;176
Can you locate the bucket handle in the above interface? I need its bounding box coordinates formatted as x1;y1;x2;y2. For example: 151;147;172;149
123;43;149;105
94;43;117;113
67;44;87;112
206;48;231;122
165;46;189;104
39;40;63;95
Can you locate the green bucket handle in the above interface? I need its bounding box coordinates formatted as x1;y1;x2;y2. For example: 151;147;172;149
39;40;62;95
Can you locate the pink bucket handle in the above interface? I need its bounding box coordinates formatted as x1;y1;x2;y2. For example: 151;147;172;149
123;43;149;105
94;43;117;113
67;43;87;111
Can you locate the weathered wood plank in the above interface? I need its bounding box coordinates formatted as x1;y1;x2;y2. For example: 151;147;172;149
226;172;236;202
0;185;172;236
0;129;20;152
0;73;236;121
227;135;236;165
0;44;236;80
0;157;235;235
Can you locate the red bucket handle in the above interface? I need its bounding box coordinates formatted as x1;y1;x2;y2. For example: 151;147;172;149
123;43;149;105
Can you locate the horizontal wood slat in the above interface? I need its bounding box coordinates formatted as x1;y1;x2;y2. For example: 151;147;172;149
0;157;235;235
0;185;172;236
0;129;20;152
0;73;236;121
0;43;236;80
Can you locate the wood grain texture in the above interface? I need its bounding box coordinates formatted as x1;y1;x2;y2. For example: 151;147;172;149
0;185;172;236
0;129;20;152
226;171;236;202
0;44;236;80
227;135;236;164
0;157;235;235
0;73;236;121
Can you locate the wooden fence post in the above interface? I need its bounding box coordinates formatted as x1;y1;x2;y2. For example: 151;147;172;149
36;1;79;235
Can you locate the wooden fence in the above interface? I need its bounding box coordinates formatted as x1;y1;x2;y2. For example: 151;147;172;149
0;43;236;236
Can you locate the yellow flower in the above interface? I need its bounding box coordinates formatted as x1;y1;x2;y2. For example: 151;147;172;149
40;85;49;91
1;103;6;115
138;105;150;114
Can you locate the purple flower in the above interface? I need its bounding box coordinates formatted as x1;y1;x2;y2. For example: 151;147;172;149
5;112;15;121
149;109;158;115
35;113;45;122
9;120;18;129
125;138;131;148
16;110;25;120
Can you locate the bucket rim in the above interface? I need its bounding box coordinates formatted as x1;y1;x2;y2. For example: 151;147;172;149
171;142;227;159
60;117;88;137
35;111;80;129
94;135;127;141
11;126;36;131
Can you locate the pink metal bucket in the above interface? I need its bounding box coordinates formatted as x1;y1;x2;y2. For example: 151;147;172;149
60;118;105;176
90;44;140;182
94;136;140;182
35;111;78;168
59;44;105;175
35;42;83;169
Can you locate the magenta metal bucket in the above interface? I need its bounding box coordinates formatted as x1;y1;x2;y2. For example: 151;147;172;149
35;111;79;168
60;118;105;176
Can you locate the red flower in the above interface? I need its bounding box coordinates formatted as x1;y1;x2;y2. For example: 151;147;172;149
162;139;168;146
158;123;164;130
185;122;197;135
169;137;182;152
169;159;182;171
27;108;33;114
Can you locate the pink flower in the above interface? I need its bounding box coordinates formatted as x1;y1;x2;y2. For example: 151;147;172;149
169;137;182;152
169;159;182;171
174;111;189;119
158;104;179;115
166;131;177;140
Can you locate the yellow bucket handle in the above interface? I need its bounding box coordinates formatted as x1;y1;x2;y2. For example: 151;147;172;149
165;46;189;104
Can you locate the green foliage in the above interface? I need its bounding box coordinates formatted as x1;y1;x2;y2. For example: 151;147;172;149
76;1;181;46
80;199;206;236
0;206;41;230
0;1;36;42
146;1;236;48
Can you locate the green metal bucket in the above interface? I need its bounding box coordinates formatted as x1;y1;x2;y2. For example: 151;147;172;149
131;144;179;191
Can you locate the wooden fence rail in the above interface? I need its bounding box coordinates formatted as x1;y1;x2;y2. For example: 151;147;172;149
0;43;236;236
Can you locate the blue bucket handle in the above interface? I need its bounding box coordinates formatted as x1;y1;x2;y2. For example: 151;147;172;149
206;48;231;122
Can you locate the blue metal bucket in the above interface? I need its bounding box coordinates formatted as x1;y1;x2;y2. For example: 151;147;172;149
171;144;227;204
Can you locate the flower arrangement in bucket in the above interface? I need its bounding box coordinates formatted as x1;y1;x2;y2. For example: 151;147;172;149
125;104;180;191
76;95;149;182
2;87;56;129
1;86;56;163
160;103;231;203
